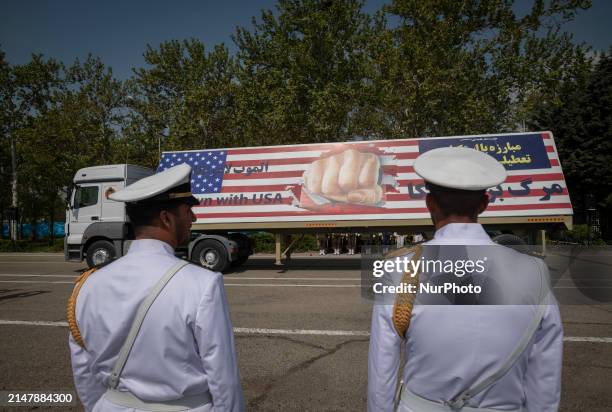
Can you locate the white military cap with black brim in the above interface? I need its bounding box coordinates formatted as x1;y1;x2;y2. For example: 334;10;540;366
109;163;199;206
413;146;507;191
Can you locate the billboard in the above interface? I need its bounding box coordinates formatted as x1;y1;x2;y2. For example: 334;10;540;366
158;132;572;224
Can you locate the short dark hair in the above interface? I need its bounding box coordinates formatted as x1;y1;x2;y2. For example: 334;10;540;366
426;183;487;217
126;200;184;230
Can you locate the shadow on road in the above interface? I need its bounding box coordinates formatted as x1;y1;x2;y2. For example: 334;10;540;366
0;289;50;301
227;257;363;274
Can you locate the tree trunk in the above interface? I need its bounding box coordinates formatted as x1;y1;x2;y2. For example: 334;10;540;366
10;133;18;240
50;199;56;242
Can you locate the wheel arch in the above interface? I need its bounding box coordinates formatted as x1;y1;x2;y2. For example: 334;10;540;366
188;234;236;261
82;222;128;259
83;235;117;257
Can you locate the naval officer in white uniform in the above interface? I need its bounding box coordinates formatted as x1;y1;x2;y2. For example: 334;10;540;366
68;164;244;412
368;147;563;411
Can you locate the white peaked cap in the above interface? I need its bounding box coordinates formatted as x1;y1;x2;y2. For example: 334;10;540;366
413;146;507;191
109;163;195;203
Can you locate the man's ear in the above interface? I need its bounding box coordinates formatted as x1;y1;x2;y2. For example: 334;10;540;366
159;209;173;230
477;194;489;215
425;193;435;213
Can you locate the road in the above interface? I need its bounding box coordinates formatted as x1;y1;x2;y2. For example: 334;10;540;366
0;252;611;411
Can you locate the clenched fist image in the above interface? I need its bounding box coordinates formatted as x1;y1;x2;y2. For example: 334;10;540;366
302;148;383;205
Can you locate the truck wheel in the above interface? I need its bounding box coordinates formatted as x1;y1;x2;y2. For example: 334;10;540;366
86;240;115;267
192;240;229;272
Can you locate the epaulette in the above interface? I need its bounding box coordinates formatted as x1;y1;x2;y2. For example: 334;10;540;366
391;245;423;339
66;267;98;349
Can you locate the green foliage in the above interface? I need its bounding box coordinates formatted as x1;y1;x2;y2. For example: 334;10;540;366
372;0;592;137
0;239;64;252
248;232;276;253
0;0;602;241
1;53;127;232
562;224;607;245
294;234;318;252
529;50;612;213
247;232;319;253
127;39;238;165
233;0;375;144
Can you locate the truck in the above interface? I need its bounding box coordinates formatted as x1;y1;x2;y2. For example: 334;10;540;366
65;131;573;270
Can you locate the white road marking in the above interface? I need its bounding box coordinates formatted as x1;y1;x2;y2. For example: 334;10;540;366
563;336;612;343
233;327;370;336
0;253;63;256
0;280;74;284
2;278;612;290
0;320;69;327
552;286;612;289
0;261;75;264
225;277;362;281
1;274;610;284
2;274;611;285
0;273;361;280
0;274;78;278
1;320;610;342
0;274;362;281
0;279;361;287
224;284;361;287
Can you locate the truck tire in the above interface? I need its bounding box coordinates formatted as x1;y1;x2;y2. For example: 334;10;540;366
191;240;230;272
86;240;115;268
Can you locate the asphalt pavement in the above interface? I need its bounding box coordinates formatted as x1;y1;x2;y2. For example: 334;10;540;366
0;252;611;411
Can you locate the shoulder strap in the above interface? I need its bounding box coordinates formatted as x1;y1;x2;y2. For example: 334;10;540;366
446;256;549;409
391;245;423;339
446;303;547;409
66;267;99;349
108;260;189;390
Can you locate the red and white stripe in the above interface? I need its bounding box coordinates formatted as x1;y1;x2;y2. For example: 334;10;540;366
185;132;572;223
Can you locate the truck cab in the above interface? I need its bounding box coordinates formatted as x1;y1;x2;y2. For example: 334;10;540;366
65;164;252;271
65;164;153;267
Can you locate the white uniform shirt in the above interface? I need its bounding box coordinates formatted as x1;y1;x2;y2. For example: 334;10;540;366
368;223;563;411
69;239;245;412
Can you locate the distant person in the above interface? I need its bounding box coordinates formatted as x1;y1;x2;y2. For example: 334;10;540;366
362;233;372;255
332;233;341;255
368;147;562;411
317;233;327;256
347;233;357;255
394;232;405;249
68;164;244;412
382;232;391;254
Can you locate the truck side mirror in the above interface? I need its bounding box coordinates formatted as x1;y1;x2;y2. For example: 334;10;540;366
68;185;79;210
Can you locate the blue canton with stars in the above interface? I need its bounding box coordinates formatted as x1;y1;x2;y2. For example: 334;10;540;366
158;151;227;194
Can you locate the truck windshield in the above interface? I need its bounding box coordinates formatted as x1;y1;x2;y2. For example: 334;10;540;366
74;186;99;208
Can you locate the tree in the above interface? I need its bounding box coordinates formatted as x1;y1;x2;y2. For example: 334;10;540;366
530;49;612;236
0;49;12;235
0;52;127;239
371;0;592;137
128;39;238;166
20;55;127;234
233;0;375;144
0;51;63;238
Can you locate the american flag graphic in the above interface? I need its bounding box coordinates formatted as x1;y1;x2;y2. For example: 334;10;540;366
158;132;573;224
158;150;227;194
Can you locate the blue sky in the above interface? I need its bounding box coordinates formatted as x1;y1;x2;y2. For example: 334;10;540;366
1;0;610;80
